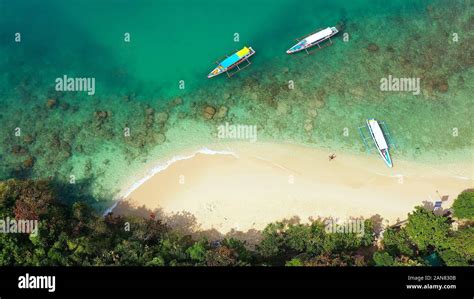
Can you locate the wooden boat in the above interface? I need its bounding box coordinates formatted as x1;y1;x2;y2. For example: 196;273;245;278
366;118;393;168
286;27;339;54
208;46;256;78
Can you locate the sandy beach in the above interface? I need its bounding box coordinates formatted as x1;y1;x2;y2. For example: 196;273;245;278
113;142;473;237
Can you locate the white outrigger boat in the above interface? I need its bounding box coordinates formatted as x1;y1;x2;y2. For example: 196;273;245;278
286;27;339;54
366;119;393;168
208;46;256;78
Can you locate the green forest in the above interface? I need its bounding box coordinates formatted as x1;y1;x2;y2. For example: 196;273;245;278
0;179;472;266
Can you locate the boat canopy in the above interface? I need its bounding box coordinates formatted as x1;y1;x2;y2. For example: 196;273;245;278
236;47;250;56
306;27;333;44
368;120;388;149
220;47;250;68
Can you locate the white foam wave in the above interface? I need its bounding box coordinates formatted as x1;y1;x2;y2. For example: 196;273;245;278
102;147;238;216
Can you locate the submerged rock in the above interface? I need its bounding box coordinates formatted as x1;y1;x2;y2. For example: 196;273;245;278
84;160;93;173
215;106;228;119
276;101;291;115
367;43;379;52
146;107;154;115
304;119;314;132
145;108;155;128
93;111;111;131
60;102;70;111
437;80;449;93
156;112;169;123
308;109;318;118
46;98;57;108
457;75;464;86
76;144;84;153
336;21;345;31
63;141;72;154
145;118;154;128
172;97;183;106
23;134;35;144
94;110;108;120
23;156;34;168
11;145;27;155
202;105;216;120
310;98;325;109
156;133;166;144
51;133;61;149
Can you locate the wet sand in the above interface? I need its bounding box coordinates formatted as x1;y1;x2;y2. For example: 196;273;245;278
113;142;473;234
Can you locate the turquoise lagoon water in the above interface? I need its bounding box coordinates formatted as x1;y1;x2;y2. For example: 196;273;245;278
0;0;472;208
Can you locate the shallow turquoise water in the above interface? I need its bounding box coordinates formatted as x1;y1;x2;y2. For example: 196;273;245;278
0;0;436;97
0;0;472;208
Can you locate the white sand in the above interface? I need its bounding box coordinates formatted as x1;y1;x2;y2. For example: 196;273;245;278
113;142;473;235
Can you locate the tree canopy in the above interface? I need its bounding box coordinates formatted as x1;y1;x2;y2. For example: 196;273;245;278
0;179;472;266
452;190;474;220
405;206;450;252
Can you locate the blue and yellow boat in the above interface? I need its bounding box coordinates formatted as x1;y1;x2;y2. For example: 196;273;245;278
208;46;256;78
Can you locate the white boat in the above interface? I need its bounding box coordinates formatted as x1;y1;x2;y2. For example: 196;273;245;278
286;27;339;54
366;118;393;168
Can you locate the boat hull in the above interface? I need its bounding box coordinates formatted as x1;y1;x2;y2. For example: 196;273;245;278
287;27;339;54
366;119;393;168
208;47;256;78
379;148;393;168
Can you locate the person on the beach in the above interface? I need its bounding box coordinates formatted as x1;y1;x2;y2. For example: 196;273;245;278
329;153;336;161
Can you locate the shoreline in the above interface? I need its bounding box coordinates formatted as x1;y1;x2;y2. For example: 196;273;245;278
110;142;473;236
103;146;239;215
108;139;473;211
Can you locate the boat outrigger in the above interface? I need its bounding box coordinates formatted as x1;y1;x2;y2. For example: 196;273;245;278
358;119;396;168
286;27;339;54
208;46;256;78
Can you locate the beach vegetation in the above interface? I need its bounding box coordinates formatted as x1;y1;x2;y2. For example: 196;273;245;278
0;179;472;267
373;252;394;266
382;228;415;256
438;249;468;266
285;257;304;266
405;207;450;252
187;239;209;263
452;189;474;220
381;206;473;266
442;227;474;264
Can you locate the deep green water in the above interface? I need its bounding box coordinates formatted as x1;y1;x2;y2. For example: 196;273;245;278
0;0;472;208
